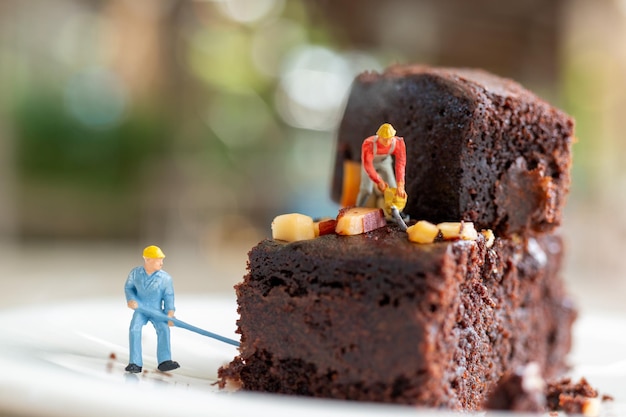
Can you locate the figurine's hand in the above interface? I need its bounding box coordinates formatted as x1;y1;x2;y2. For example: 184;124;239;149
396;183;406;198
377;181;388;193
127;300;138;310
167;310;175;327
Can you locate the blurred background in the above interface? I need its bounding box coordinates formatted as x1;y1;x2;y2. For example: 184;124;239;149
0;0;624;313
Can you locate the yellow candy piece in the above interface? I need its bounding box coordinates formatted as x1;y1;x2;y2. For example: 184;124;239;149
407;220;439;244
271;213;315;242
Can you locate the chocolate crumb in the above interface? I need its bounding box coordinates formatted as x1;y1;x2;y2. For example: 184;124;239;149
488;370;611;417
546;377;601;416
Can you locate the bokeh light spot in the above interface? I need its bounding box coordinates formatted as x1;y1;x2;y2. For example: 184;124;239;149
251;18;307;78
188;27;260;93
63;67;128;130
206;90;275;148
275;45;380;131
218;0;284;24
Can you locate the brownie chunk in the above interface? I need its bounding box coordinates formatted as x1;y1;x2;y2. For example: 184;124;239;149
218;226;576;409
546;377;602;415
331;65;574;236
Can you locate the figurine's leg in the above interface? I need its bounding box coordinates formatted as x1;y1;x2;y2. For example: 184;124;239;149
153;319;172;364
356;165;375;207
129;311;149;367
378;157;396;188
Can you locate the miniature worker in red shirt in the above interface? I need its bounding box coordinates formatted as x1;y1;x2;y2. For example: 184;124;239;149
356;123;407;207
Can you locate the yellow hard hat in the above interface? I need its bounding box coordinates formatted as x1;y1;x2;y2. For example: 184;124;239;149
376;123;396;139
143;245;165;259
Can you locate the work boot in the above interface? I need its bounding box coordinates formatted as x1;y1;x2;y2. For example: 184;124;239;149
158;360;180;372
125;363;142;373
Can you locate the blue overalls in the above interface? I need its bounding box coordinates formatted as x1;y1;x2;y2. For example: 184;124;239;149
124;266;175;367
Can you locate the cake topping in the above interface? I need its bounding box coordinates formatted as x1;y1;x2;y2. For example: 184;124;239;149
406;220;439;244
272;208;388;241
438;221;478;241
271;213;316;242
481;229;495;248
335;207;386;235
313;218;337;237
407;220;491;245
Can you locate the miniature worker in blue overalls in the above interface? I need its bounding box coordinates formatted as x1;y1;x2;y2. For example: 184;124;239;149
124;245;180;373
356;123;407;208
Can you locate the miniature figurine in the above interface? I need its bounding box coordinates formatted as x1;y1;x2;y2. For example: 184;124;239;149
124;245;180;373
356;123;407;208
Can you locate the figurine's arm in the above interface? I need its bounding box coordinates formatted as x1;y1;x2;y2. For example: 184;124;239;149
361;138;385;189
161;275;175;327
124;270;138;310
162;273;176;313
393;137;407;198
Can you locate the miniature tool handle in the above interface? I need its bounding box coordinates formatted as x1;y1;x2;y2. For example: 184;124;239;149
135;306;240;347
391;206;408;231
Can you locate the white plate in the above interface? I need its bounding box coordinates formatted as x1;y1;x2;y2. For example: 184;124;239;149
0;295;624;417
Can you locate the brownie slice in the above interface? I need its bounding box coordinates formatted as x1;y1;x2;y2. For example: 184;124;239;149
218;226;576;409
331;65;574;236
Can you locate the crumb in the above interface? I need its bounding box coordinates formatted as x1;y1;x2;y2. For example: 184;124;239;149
105;352;117;373
217;357;244;391
546;377;602;416
488;371;611;417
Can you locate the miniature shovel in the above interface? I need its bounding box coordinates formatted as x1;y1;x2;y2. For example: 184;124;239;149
135;305;240;347
390;206;408;231
384;187;408;231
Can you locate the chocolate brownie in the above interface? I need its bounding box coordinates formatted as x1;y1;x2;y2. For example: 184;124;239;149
218;225;576;409
331;65;574;236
